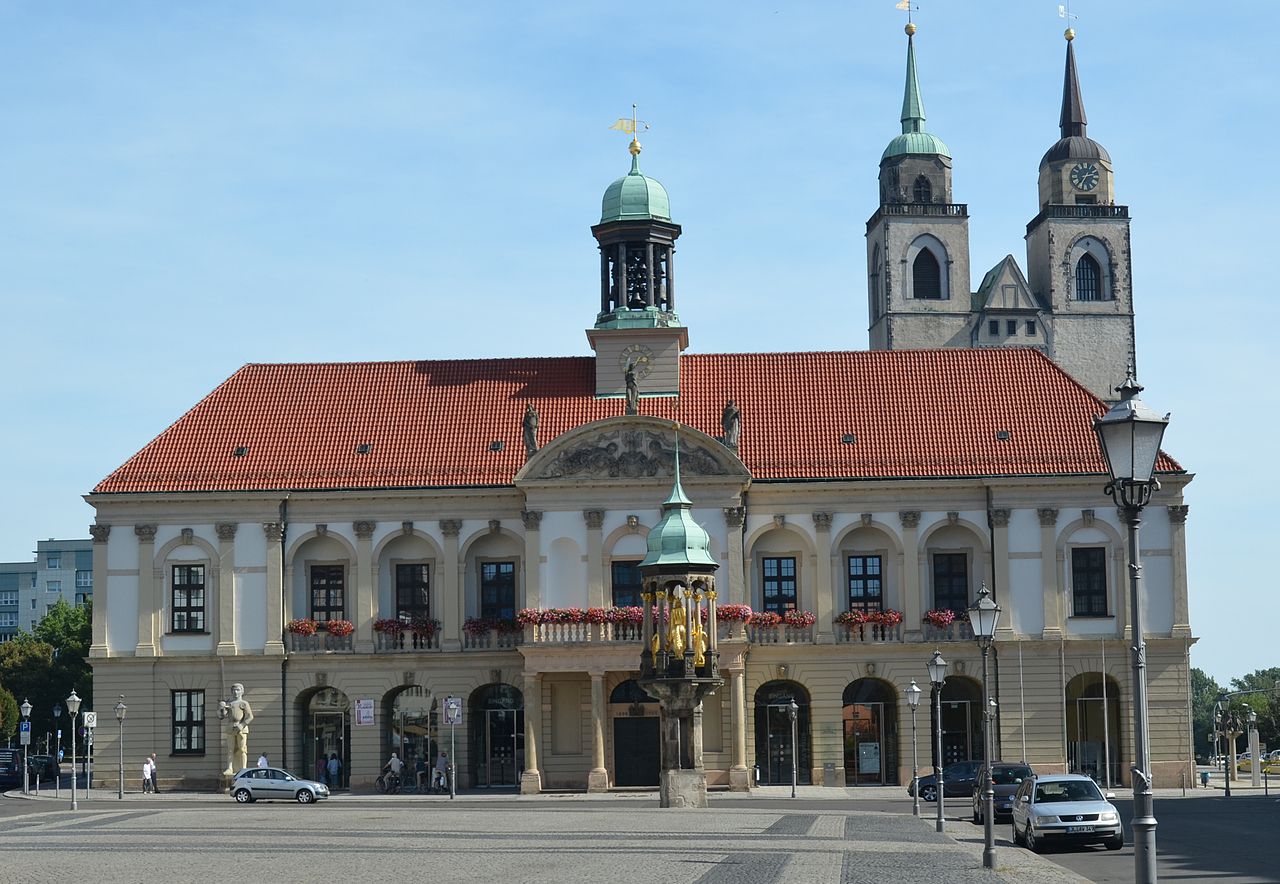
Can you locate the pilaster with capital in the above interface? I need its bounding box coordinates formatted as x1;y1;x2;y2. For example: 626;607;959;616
1168;505;1191;637
215;523;238;655
812;512;834;643
584;511;605;608
899;511;922;634
89;524;111;656
262;522;285;655
989;509;1015;635
728;665;751;791
133;524;158;656
439;520;463;651
353;521;377;651
587;671;609;792
522;511;542;611
723;506;746;605
1037;508;1062;638
520;672;543;794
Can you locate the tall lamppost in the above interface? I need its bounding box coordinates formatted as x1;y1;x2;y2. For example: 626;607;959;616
52;703;61;799
19;699;32;795
1093;375;1169;884
906;680;921;817
66;690;82;811
927;650;948;833
967;584;1002;870
115;697;127;800
1247;709;1260;788
787;699;799;799
1217;701;1241;798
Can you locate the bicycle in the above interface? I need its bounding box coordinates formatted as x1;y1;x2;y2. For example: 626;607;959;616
374;771;402;794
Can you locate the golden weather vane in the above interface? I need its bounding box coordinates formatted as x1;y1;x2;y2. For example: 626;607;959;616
895;0;918;24
608;103;651;137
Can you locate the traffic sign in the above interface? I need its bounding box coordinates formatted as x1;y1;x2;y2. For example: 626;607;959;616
19;721;30;746
444;696;463;726
82;711;97;729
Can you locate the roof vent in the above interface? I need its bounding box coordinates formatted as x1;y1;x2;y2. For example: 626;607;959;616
232;446;249;458
489;440;505;451
995;430;1012;442
356;443;373;455
840;434;857;445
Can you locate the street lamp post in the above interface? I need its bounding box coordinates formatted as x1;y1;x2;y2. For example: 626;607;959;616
906;680;922;817
967;584;1002;870
787;699;799;799
115;697;127;800
53;704;61;799
927;650;949;834
1248;709;1260;789
19;699;32;795
66;690;82;811
1093;375;1169;884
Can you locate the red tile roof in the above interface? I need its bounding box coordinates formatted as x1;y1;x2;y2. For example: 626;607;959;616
93;348;1181;494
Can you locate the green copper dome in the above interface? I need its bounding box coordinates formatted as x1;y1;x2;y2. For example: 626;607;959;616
881;31;950;160
640;441;718;569
600;146;671;223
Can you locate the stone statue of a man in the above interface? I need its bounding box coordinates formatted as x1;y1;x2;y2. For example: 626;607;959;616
219;683;255;775
721;399;741;451
624;364;639;415
522;403;539;458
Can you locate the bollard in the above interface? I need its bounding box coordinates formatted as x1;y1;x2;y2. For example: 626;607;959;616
1266;770;1270;797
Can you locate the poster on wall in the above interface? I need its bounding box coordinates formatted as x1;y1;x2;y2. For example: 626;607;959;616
858;741;881;774
355;698;374;725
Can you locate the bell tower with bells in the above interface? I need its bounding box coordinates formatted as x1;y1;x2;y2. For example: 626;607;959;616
586;106;688;404
637;427;724;808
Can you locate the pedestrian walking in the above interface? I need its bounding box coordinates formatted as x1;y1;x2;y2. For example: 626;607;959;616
141;757;153;794
435;749;450;792
149;753;160;793
327;752;341;788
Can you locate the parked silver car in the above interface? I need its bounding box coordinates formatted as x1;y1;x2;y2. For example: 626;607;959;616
1011;773;1122;852
229;767;330;804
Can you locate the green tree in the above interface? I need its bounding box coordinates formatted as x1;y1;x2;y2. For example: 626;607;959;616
1229;667;1280;752
0;683;17;742
0;599;93;746
1191;667;1223;760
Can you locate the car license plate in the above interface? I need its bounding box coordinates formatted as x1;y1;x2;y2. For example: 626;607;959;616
1066;825;1094;834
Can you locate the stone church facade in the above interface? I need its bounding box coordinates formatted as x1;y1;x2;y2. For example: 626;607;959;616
86;26;1194;794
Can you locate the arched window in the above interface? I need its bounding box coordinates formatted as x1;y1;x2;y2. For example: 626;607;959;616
912;175;932;204
913;249;942;300
869;244;882;320
1075;253;1102;301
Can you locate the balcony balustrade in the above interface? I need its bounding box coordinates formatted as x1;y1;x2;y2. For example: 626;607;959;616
834;622;904;643
462;628;523;651
922;620;974;643
373;631;441;653
286;632;353;653
524;621;644;645
746;623;816;645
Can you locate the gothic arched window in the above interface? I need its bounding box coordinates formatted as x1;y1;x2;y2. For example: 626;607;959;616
912;175;932;204
1075;253;1102;301
869;244;882;320
913;249;942;300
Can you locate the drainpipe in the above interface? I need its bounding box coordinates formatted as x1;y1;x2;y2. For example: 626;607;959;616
279;498;289;769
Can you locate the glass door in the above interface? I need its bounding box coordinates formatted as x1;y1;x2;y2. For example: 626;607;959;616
845;703;886;785
312;711;347;789
478;708;522;787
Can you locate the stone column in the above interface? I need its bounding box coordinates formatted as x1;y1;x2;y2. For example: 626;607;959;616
723;507;746;605
1168;505;1191;637
812;512;834;643
353;521;376;651
215;523;238;655
584;510;605;608
1113;545;1129;641
263;522;285;655
588;670;609;792
989;508;1015;636
520;672;543;794
88;524;110;657
134;524;158;656
440;520;463;652
1038;508;1062;639
899;512;921;638
522;511;542;610
728;666;750;791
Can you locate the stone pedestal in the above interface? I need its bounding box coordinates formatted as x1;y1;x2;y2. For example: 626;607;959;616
728;766;752;792
587;769;610;792
661;769;709;808
520;770;542;795
640;675;723;808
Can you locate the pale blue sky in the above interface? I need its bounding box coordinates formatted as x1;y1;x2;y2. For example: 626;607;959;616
1;2;1273;683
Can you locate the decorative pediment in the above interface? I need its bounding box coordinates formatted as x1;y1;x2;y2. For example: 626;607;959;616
515;417;750;484
974;255;1043;313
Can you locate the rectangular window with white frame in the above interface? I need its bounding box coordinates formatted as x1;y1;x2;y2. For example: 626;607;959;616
0;591;16;606
1071;547;1108;617
847;555;883;613
47;553;60;569
0;613;16;627
46;580;61;593
75;570;92;589
761;556;797;614
395;563;430;621
172;690;205;754
931;552;968;616
171;564;206;632
480;561;516;620
310;565;346;625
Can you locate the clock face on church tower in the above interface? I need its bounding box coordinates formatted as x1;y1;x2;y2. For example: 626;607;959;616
1070;162;1099;191
619;344;653;378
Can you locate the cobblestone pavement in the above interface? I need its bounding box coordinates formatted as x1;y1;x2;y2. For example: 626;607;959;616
0;794;1087;884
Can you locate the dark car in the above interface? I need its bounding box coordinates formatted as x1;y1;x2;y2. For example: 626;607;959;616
27;755;62;783
907;760;982;802
971;763;1034;823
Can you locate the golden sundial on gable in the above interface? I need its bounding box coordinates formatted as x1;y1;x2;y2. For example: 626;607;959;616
619;344;654;378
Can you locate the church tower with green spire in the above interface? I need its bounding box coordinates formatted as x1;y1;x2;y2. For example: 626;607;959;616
1025;28;1136;400
866;22;973;352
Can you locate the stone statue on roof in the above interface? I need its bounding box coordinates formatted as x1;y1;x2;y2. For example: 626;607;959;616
522;404;539;458
721;399;740;452
624;364;639;415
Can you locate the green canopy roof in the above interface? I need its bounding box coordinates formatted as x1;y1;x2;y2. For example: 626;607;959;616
600;148;671;223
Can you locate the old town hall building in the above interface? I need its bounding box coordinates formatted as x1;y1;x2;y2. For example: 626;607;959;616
87;27;1194;793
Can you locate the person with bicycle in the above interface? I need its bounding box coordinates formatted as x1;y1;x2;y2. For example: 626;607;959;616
382;751;404;792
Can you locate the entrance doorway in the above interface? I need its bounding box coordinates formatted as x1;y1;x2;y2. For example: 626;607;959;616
843;679;899;785
753;681;812;785
933;678;982;767
610;680;659;786
303;688;350;789
469;684;523;788
1066;673;1121;786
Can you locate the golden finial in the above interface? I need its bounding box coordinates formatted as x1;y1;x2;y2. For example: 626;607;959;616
1064;27;1075;41
905;21;916;36
629;138;642;156
609;102;650;156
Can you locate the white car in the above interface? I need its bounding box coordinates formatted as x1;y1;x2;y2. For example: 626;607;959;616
229;767;330;804
1011;773;1123;852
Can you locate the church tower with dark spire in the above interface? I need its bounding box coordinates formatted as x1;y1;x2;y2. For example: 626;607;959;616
1024;28;1136;400
867;22;972;351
